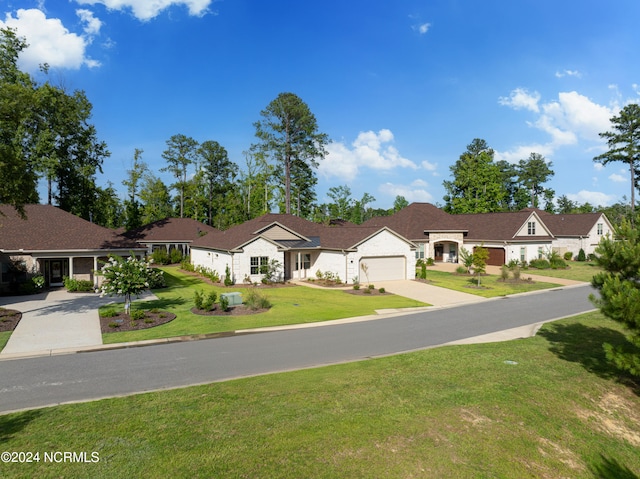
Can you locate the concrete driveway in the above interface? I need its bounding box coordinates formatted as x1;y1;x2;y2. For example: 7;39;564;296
0;289;108;357
374;279;482;307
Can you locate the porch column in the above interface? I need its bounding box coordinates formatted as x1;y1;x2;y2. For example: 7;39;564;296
68;256;74;280
93;256;99;287
297;252;301;280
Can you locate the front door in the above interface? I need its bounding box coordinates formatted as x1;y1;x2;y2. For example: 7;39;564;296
50;260;64;285
434;245;444;262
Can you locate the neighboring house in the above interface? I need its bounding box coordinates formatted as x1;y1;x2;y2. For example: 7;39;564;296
124;218;218;257
364;203;612;266
0;204;145;290
190;214;416;284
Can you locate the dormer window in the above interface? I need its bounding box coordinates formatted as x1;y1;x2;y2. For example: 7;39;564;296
528;221;536;235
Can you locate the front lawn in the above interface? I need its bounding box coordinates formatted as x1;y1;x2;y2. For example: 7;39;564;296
423;269;562;298
2;311;639;478
100;267;428;344
524;261;602;282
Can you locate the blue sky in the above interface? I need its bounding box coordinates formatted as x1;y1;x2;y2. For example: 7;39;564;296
3;0;639;210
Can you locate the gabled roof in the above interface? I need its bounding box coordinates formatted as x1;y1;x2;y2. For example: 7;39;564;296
124;217;218;243
363;203;461;240
449;210;554;241
191;213;414;252
537;212;607;237
0;204;140;252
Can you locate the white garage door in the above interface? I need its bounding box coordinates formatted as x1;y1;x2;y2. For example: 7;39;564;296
359;256;406;282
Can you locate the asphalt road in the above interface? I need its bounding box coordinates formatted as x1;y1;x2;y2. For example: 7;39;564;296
0;285;596;413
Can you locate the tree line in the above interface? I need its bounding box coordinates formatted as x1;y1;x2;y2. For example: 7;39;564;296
2;27;639;231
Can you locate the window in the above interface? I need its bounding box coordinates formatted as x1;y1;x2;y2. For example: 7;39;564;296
527;221;536;235
537;247;543;259
597;223;603;235
295;253;311;270
520;247;526;262
250;256;269;275
415;244;425;260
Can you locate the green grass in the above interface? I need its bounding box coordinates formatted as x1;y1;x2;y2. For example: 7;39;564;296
2;311;639;478
101;267;428;344
525;261;602;282
0;331;10;351
424;269;562;297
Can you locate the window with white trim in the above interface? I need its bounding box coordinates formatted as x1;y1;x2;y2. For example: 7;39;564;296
528;221;536;235
250;256;269;275
597;223;603;235
415;244;425;260
520;247;526;262
295;253;311;270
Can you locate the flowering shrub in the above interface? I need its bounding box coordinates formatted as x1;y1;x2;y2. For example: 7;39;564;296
99;255;153;316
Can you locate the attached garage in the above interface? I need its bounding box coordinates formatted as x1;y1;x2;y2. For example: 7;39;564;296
477;247;505;266
359;256;406;282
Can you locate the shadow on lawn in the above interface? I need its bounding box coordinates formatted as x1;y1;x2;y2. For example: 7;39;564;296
538;322;639;394
590;455;639;479
0;410;41;443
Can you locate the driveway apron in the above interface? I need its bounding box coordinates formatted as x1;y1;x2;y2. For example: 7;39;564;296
0;289;105;356
373;280;482;307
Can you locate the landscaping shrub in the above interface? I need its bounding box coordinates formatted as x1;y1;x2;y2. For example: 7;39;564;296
219;295;230;311
108;321;120;329
130;309;145;321
196;266;220;283
201;291;218;311
194;290;203;310
512;266;521;281
169;248;183;264
500;265;510;281
368;284;375;290
378;287;386;294
63;277;95;292
181;258;194;272
563;251;573;261
101;309;118;318
529;258;550;269
363;288;371;294
577;248;586;262
148;268;166;289
224;265;234;286
244;289;272;310
32;274;44;291
456;266;467;274
353;284;360;290
151;249;170;265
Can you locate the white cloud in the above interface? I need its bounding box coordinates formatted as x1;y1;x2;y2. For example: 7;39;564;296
555;69;582;78
0;9;99;70
421;159;438;174
566;190;618;206
76;9;102;36
497;89;617;163
608;172;627;183
413;22;431;34
75;0;213;21
378;181;434;203
593;163;604;171
320;130;418;181
498;88;540;113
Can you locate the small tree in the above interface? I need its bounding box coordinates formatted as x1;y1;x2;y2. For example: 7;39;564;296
459;247;474;273
472;246;489;287
360;262;370;286
99;255;153;317
590;221;640;377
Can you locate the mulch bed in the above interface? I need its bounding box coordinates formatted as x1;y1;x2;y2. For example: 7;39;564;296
100;310;176;333
180;269;294;289
344;288;391;296
190;305;269;316
0;308;22;332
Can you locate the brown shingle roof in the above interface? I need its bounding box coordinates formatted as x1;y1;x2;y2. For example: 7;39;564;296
363;203;460;240
539;212;603;236
0;204;140;251
191;213;410;251
124;217;218;243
